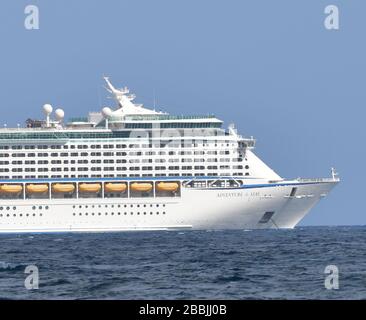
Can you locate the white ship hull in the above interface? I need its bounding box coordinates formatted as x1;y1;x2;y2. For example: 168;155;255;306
0;180;337;233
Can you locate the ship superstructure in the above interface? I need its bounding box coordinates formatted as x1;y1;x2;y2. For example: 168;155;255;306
0;78;339;233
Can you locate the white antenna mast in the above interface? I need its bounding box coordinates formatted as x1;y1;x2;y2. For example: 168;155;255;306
43;104;53;128
153;88;156;109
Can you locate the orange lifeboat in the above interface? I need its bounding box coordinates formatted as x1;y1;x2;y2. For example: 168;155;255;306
52;183;75;193
157;182;179;192
0;184;23;194
105;183;127;193
79;183;101;193
26;184;49;194
130;182;152;192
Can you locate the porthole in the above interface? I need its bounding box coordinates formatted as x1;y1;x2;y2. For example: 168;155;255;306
79;213;82;216
45;206;49;210
72;205;76;209
163;212;166;215
39;206;42;210
79;205;82;209
6;214;9;217
73;213;76;216
130;212;133;215
32;206;36;210
13;214;16;217
0;207;3;210
13;207;16;210
98;213;101;216
33;214;36;217
6;207;10;210
156;204;159;207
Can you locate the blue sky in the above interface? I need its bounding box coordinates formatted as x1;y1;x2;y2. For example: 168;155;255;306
0;0;364;225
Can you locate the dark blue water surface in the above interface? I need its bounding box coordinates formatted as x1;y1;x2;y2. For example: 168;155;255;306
0;226;365;299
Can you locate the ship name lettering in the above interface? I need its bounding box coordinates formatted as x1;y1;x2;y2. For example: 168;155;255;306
217;192;243;198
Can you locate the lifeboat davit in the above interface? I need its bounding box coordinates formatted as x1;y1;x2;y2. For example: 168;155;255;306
26;184;49;194
52;184;75;193
130;182;152;192
79;183;101;193
105;183;127;193
0;184;23;194
157;182;179;192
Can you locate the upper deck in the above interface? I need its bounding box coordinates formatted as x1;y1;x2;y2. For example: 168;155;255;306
0;77;254;147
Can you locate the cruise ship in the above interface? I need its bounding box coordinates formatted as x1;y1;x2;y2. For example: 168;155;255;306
0;77;339;233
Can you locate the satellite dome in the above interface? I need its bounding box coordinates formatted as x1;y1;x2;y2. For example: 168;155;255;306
55;108;65;120
102;107;113;118
43;104;53;115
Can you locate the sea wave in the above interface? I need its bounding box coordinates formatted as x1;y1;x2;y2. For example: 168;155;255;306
0;261;25;272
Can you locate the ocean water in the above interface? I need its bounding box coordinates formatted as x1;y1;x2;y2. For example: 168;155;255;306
0;226;365;300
